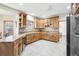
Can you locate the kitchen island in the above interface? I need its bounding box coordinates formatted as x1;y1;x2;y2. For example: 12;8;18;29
0;33;27;56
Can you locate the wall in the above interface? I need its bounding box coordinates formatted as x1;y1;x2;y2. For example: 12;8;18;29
0;20;3;32
59;14;67;36
59;21;66;35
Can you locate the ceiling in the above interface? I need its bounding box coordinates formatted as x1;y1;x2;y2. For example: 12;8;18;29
0;8;17;15
2;3;71;18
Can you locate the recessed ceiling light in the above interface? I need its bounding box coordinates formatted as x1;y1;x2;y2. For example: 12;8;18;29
68;6;70;9
42;15;46;18
19;3;23;5
31;13;35;15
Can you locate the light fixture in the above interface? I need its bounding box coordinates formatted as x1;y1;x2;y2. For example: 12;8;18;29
31;13;35;15
47;5;53;11
67;6;71;10
42;15;46;18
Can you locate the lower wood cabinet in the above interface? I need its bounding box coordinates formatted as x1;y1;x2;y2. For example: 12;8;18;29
18;38;22;55
26;33;40;44
41;33;49;40
0;42;14;56
22;36;27;44
26;34;32;44
14;43;19;56
50;32;59;42
26;32;60;44
0;37;22;56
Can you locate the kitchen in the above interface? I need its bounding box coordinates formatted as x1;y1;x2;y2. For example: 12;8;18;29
0;3;77;56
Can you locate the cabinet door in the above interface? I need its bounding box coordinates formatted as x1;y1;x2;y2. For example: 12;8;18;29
0;43;14;56
33;33;39;41
53;18;59;29
18;38;22;55
41;33;49;40
50;17;59;29
27;35;32;44
26;34;40;44
35;19;45;28
14;39;19;56
31;34;36;42
50;32;59;42
23;36;27;44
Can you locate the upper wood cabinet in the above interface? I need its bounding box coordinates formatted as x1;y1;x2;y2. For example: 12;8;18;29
34;18;46;28
50;16;59;29
19;13;27;28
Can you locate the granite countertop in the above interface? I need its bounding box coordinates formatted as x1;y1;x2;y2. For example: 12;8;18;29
0;36;14;42
0;32;35;42
0;31;59;42
0;33;27;42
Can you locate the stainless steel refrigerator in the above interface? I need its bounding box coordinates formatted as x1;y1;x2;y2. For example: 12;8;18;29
67;15;79;56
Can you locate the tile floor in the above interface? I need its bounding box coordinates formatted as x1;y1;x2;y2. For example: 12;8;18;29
21;35;66;56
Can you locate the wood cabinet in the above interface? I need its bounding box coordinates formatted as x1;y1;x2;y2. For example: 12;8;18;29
22;36;27;44
0;42;14;56
50;16;59;29
26;32;59;44
19;13;27;28
14;42;19;56
31;34;38;43
34;19;45;28
26;33;40;44
26;34;32;44
53;18;59;29
50;32;59;42
18;38;22;55
41;33;49;40
0;37;22;56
